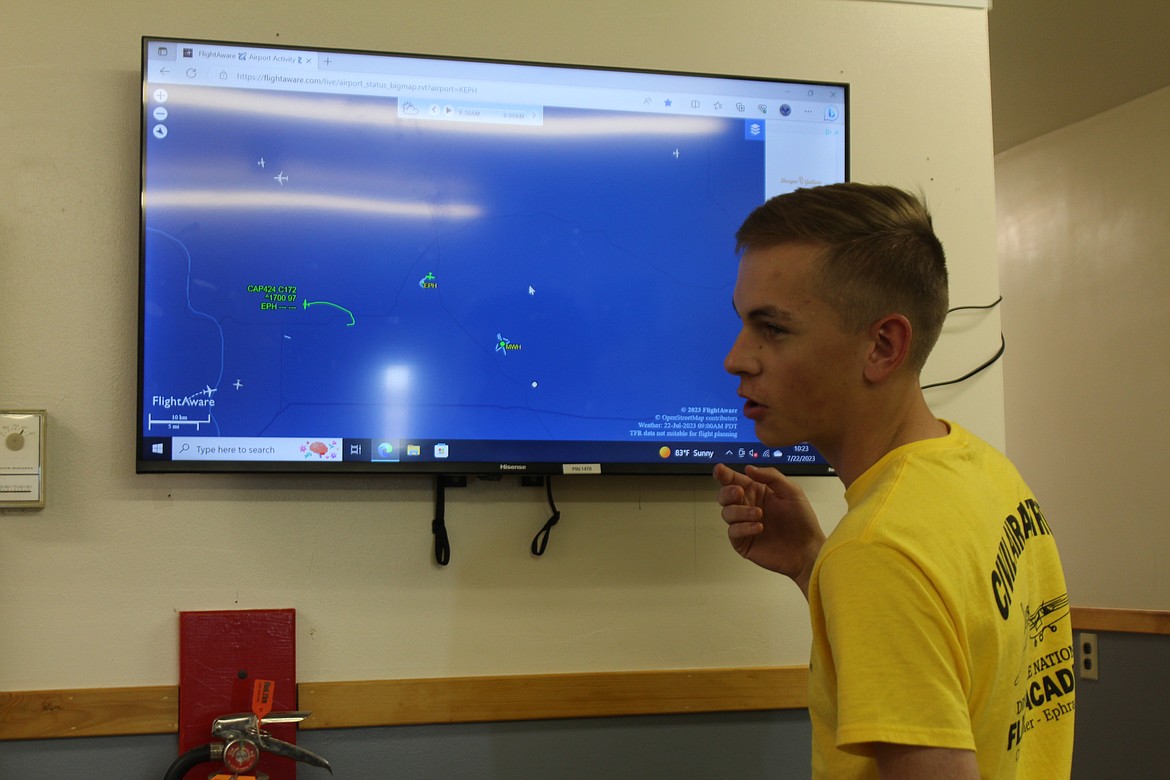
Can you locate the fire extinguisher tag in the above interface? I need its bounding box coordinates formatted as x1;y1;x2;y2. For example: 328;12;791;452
252;679;275;720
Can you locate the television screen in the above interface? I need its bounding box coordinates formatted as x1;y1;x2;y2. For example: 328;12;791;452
138;36;847;476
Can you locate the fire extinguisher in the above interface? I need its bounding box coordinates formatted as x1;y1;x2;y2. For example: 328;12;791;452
162;709;331;780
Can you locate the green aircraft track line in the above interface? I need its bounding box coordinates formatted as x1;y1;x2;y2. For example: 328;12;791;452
303;298;356;326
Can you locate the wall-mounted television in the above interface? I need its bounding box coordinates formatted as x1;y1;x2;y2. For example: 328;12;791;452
138;36;847;476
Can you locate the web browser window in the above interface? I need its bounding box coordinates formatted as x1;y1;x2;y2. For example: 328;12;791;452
139;38;846;475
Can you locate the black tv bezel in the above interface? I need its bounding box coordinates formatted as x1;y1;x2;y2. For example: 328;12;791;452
136;35;847;478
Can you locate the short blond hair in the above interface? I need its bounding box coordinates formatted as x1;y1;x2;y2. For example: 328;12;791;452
735;183;948;371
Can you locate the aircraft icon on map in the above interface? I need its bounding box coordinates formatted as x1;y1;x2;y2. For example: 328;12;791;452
202;384;217;397
273;171;288;185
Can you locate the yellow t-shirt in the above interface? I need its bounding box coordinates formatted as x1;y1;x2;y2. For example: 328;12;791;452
807;422;1074;779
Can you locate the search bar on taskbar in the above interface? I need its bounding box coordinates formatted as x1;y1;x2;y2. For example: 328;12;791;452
171;436;343;461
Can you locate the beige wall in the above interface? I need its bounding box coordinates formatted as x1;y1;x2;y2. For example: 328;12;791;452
0;0;1000;691
997;85;1170;610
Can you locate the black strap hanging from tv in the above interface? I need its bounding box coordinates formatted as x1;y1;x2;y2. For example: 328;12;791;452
432;476;451;566
530;477;561;556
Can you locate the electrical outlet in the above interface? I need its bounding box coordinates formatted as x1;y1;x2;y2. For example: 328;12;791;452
1078;632;1099;680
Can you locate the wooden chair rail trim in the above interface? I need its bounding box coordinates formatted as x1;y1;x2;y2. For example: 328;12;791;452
1069;606;1170;635
0;666;807;742
2;607;1165;742
0;685;178;742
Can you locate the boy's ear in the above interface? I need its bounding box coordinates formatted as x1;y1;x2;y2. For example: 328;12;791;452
863;314;913;383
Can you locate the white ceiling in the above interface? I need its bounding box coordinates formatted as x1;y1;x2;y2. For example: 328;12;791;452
988;0;1170;153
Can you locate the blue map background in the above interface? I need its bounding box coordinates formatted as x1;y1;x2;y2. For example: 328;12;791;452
142;86;770;450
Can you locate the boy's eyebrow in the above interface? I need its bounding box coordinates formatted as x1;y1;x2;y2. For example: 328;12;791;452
733;302;795;322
